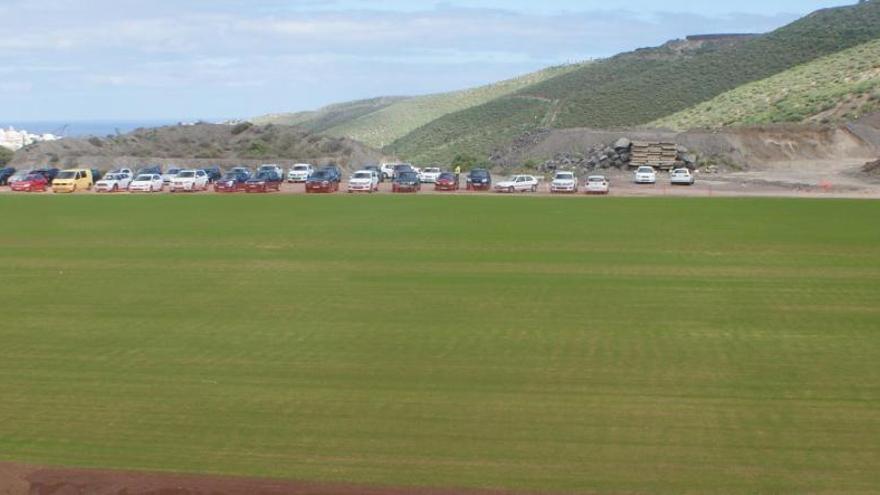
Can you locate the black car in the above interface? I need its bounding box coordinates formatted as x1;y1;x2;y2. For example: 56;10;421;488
392;163;415;180
466;169;492;191
136;165;162;176
33;168;60;182
392;171;421;193
363;165;384;182
201;166;223;182
318;165;343;183
214;172;249;192
230;166;253;180
305;170;340;193
0;167;15;186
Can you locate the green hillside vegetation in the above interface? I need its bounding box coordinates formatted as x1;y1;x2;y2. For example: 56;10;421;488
253;96;409;132
653;39;880;130
322;65;579;148
389;1;880;164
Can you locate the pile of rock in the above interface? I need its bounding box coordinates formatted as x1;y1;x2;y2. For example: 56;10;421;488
540;138;697;172
864;158;880;174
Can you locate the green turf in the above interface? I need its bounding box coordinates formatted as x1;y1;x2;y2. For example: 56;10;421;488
1;195;879;493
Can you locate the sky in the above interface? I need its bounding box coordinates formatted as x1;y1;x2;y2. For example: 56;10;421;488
0;0;856;122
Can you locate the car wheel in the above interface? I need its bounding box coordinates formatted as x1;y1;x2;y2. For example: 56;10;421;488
531;185;538;193
508;186;514;193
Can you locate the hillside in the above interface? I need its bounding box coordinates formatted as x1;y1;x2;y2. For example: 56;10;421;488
12;123;384;170
653;39;880;130
388;0;880;164
255;64;579;149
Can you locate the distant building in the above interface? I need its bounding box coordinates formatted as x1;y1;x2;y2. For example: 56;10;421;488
0;127;59;151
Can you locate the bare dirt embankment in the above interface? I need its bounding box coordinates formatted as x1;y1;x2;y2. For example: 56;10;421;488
0;462;558;495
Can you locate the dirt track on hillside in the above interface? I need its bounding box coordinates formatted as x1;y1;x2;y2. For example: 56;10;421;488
0;462;563;495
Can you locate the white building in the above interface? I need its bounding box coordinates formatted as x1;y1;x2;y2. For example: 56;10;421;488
0;127;59;151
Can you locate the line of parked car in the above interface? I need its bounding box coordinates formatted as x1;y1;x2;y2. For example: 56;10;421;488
0;163;695;195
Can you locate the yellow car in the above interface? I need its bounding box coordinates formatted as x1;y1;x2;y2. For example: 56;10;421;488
52;169;94;193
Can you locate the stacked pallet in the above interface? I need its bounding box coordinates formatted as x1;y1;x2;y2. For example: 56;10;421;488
630;142;679;169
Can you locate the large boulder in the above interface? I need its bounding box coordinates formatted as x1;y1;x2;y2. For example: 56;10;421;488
614;138;632;151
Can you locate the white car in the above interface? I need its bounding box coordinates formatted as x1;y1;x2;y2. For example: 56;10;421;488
287;164;314;183
161;167;182;185
347;170;380;193
634;166;657;184
129;174;164;192
169;169;209;192
670;168;696;185
95;173;132;193
419;167;442;183
258;164;284;179
550;171;578;193
585;175;610;195
495;175;540;193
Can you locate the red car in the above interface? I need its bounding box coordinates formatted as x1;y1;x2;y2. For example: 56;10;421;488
214;173;248;193
10;174;50;192
245;172;282;193
305;170;340;193
434;172;460;191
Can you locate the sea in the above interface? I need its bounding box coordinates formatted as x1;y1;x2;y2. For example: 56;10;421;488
0;119;231;138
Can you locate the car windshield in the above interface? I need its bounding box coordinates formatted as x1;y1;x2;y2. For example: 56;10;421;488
589;177;606;182
25;174;43;181
425;168;440;173
556;173;574;180
394;165;412;171
135;175;153;181
103;174;122;180
56;171;76;179
177;171;195;178
259;166;275;171
470;170;489;179
293;166;309;171
310;171;330;180
222;174;239;180
438;173;455;180
353;172;372;179
638;168;654;173
252;173;271;180
167;169;180;174
398;172;419;181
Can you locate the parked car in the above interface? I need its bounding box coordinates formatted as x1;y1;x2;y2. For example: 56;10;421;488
0;167;15;186
318;165;343;183
258;164;284;180
230;166;253;180
670;168;696;185
585;175;610;195
392;163;415;180
305;170;340;193
170;169;209;192
434;172;460;191
94;173;132;193
161;167;182;185
419;167;442;183
634;166;657;184
136;165;162;177
108;168;134;176
202;166;223;183
51;169;94;193
246;171;283;193
7;169;32;185
380;163;407;180
214;172;249;192
287;164;314;183
347;170;380;193
494;175;539;193
362;165;384;182
34;168;60;183
550;171;578;193
466;169;492;191
10;173;50;192
392;171;421;193
129;174;164;192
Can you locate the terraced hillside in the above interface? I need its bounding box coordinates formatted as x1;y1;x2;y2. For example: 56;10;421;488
388;1;880;164
653;39;880;130
255;65;579;149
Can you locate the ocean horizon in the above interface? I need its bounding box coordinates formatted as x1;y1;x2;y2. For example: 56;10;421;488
0;119;233;138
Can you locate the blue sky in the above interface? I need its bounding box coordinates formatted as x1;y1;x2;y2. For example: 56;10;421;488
0;0;855;122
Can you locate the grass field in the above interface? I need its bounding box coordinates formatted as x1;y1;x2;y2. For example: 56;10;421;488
1;195;879;493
